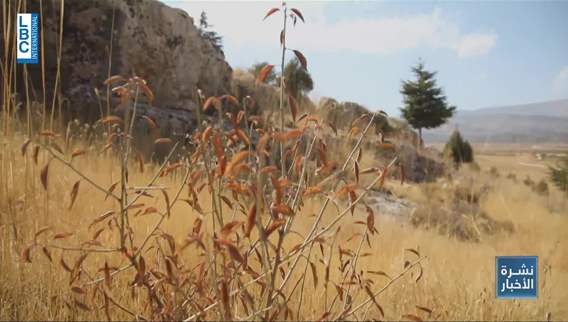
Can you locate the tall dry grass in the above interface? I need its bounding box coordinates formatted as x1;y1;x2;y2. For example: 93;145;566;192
1;131;567;321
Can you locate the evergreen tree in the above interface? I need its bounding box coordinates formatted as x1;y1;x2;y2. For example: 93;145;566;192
198;11;223;51
400;61;456;144
444;130;474;167
281;58;313;99
199;11;209;30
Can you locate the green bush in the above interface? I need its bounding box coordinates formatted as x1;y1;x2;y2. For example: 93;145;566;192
549;156;568;193
523;176;535;187
444;130;474;167
490;166;500;177
533;179;549;196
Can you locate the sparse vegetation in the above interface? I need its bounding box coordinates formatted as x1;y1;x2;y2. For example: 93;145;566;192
409;179;514;242
524;175;535;187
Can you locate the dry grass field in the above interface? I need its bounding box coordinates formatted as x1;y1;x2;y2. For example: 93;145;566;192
0;130;566;320
1;2;566;320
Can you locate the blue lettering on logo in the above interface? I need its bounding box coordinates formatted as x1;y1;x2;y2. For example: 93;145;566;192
17;13;39;64
19;41;29;53
19;15;28;28
496;256;538;299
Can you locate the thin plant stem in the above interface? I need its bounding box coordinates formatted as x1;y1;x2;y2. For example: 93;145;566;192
278;4;288;175
49;0;64;131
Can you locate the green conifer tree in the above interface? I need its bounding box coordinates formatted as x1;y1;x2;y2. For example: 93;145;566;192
400;61;456;144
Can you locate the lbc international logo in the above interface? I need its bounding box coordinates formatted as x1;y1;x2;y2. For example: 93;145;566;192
16;13;39;64
496;256;538;299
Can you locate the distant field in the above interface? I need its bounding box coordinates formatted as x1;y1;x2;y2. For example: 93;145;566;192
472;143;568;154
429;142;568;153
428;143;567;183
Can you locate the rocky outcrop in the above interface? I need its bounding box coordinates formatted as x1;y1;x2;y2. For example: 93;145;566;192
114;102;198;160
316;97;390;135
3;0;447;182
315;97;443;182
365;190;416;218
231;70;281;118
9;0;232;122
231;69;317;126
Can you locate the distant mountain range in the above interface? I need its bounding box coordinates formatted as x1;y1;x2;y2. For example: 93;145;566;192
423;99;568;143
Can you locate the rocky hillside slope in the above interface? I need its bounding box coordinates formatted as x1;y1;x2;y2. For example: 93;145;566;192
7;0;232;122
5;0;445;182
231;70;445;182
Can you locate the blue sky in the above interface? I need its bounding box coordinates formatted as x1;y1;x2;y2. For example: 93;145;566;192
166;1;568;116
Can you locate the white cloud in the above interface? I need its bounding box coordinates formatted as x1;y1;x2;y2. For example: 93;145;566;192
553;66;568;98
454;33;497;57
166;2;496;58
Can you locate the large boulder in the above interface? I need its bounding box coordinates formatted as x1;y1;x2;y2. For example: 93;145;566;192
5;0;232;122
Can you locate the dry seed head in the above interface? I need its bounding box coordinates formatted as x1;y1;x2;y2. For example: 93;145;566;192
21;139;31;156
71;148;86;160
103;75;126;85
141;115;157;129
154;137;173;145
245;203;257;238
40;162;50;190
68;180;80;210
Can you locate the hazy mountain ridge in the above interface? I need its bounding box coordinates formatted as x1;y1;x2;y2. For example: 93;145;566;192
460;99;568;117
424;99;568;143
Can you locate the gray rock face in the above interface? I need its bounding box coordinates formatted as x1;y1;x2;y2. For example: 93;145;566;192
10;0;232;122
114;102;198;160
365;190;416;218
396;144;446;182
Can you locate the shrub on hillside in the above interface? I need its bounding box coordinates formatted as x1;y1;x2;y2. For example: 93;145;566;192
490;166;500;177
523;175;535;187
549;156;568;193
534;179;549;196
410;181;514;242
444;130;474;167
